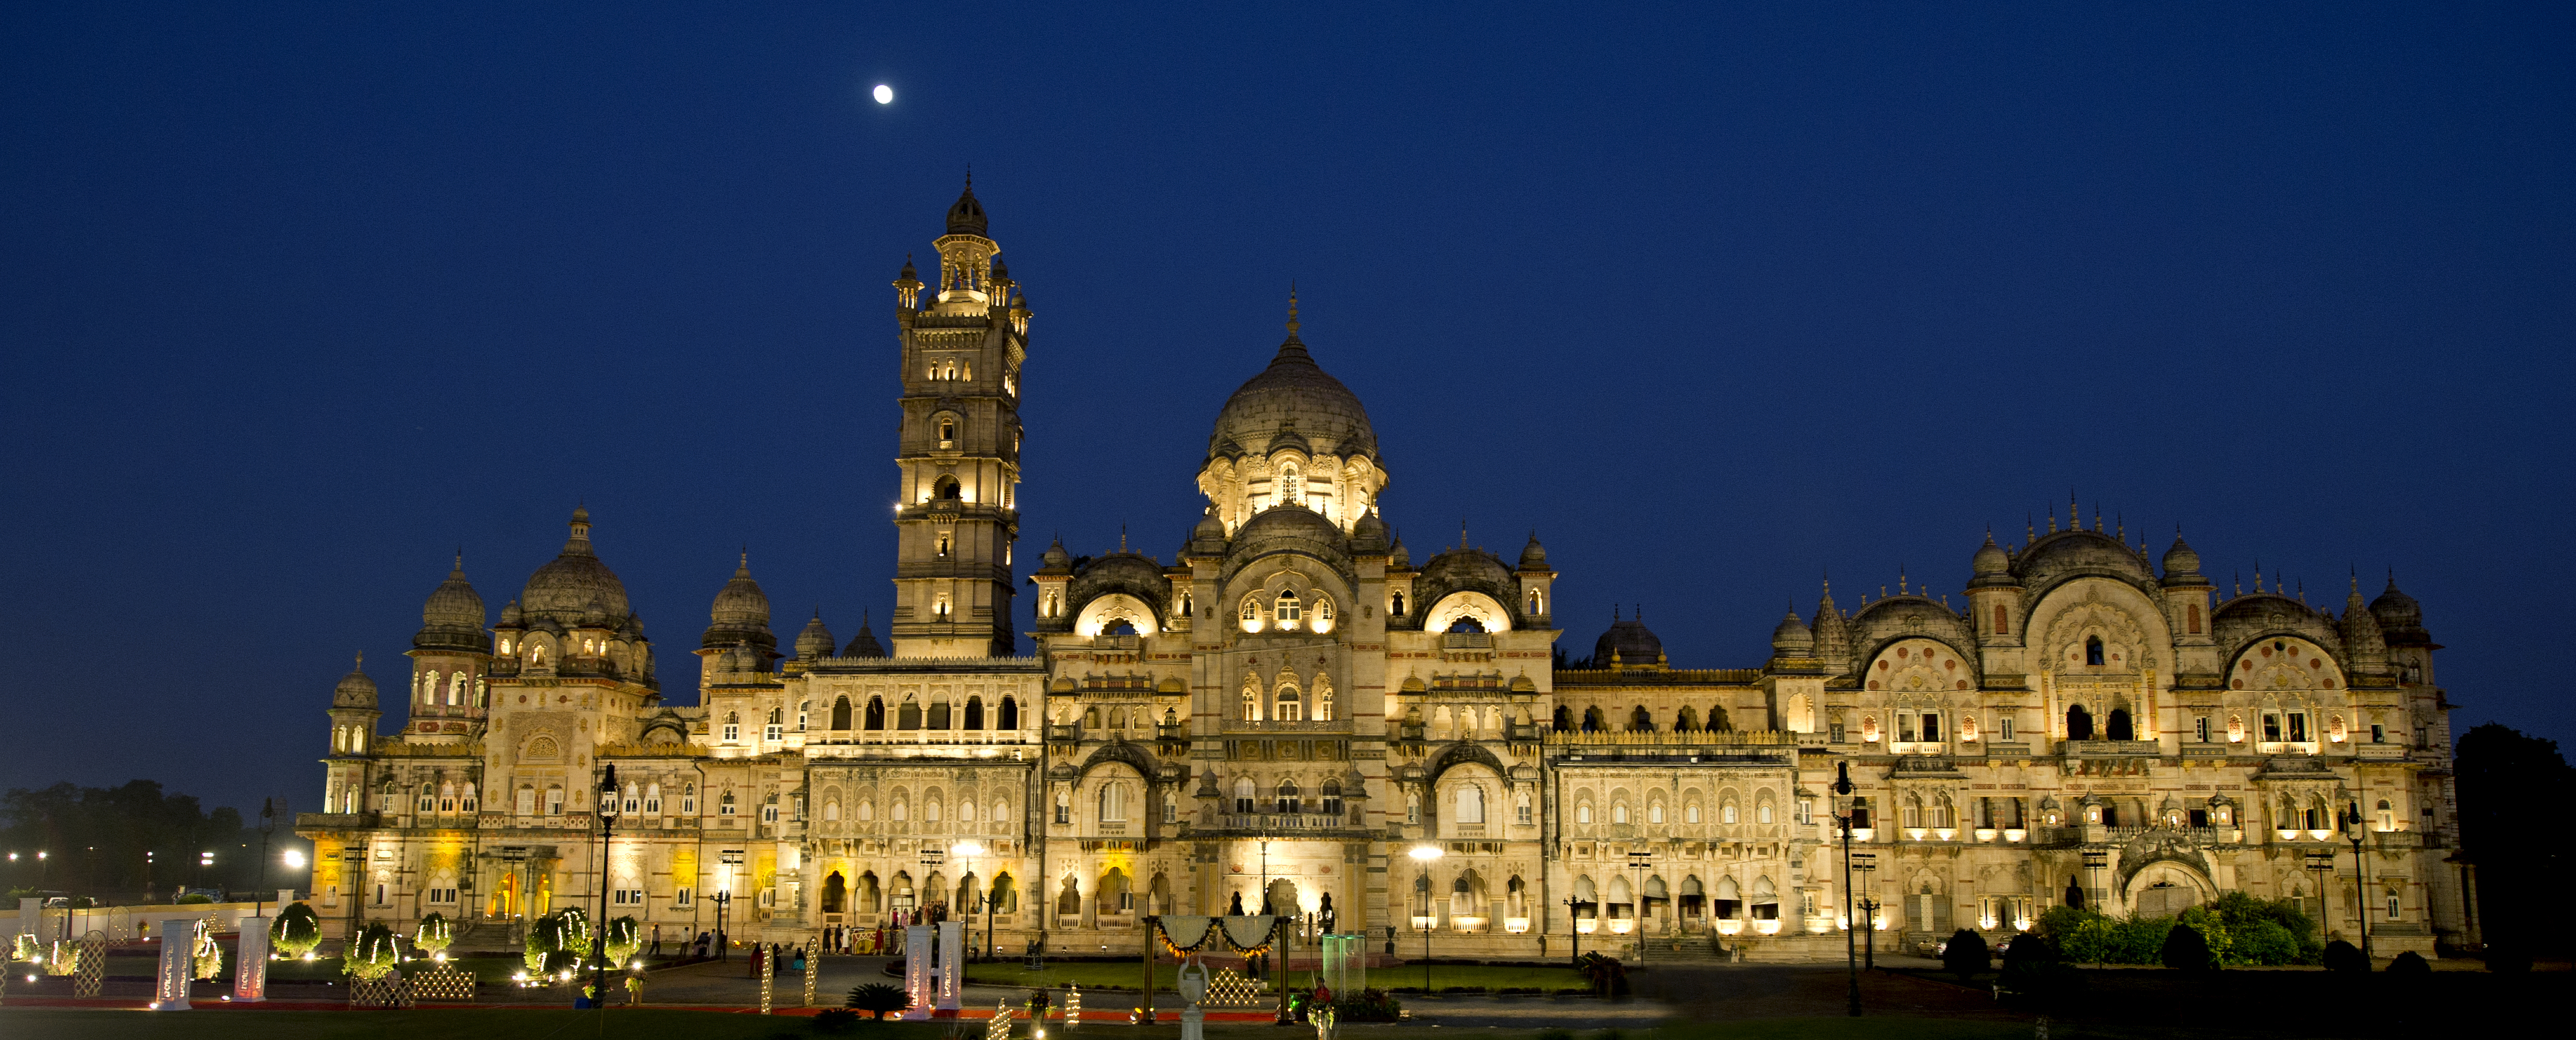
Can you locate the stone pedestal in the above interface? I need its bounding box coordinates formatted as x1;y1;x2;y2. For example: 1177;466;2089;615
1177;958;1211;1040
936;921;963;1010
901;924;934;1020
232;916;270;1002
143;914;205;1010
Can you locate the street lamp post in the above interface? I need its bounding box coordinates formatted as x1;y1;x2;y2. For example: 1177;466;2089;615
712;891;732;962
255;799;277;920
1562;895;1583;968
591;764;618;1009
2302;850;2335;949
2342;801;2371;964
1851;853;1877;970
1625;850;1653;968
952;841;988;960
1833;761;1860;1017
1408;844;1443;994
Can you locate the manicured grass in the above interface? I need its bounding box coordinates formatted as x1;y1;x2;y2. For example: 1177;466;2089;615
963;960;1587;992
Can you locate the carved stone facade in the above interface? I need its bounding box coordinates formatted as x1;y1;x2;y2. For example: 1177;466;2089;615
297;185;2469;960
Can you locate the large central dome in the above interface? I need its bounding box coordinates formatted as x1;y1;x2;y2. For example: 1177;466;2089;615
1208;334;1378;463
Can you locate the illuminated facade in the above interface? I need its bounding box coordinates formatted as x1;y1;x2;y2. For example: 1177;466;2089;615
298;184;2469;960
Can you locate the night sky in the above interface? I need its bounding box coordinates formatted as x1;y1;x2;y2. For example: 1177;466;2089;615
5;3;2570;820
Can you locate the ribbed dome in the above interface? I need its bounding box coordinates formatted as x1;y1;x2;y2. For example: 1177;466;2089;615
794;612;836;660
710;555;769;626
1971;535;2009;576
2370;577;2426;640
1209;335;1378;464
1771;609;1814;653
1519;534;1549;571
333;655;379;709
1593;610;1664;665
522;508;631;621
946;178;988;236
421;555;486;630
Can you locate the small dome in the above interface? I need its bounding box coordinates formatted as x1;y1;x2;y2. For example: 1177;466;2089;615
1195;507;1227;542
710;554;770;626
946;178;988;236
713;641;763;675
1593;610;1664;666
522;508;631;621
421;554;486;629
794;612;836;660
840;613;888;658
1041;538;1073;571
898;256;918;281
1389;537;1410;570
1349;509;1389;554
1771;609;1814;653
2161;536;2205;587
991;255;1010;281
333;655;378;709
1971;534;2008;576
499;599;523;626
2370;577;2426;638
1519;534;1549;571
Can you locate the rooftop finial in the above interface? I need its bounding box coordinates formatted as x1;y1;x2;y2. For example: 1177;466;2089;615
1899;568;1908;596
1286;282;1300;337
2047;505;2057;534
1120;524;1128;553
354;651;363;669
2027;514;2036;540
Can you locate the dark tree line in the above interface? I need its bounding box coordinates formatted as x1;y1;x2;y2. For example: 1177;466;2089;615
2455;723;2574;963
1;780;292;899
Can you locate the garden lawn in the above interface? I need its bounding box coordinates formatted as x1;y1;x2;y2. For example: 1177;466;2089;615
963;960;1587;992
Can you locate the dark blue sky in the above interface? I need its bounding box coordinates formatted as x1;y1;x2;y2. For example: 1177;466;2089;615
5;3;2570;818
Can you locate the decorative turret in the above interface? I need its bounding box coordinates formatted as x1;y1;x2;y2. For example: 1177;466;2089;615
1770;607;1814;658
2370;575;2430;646
1811;580;1853;670
839;613;887;658
2343;575;2388;676
701;553;776;658
327;653;381;757
793;611;837;661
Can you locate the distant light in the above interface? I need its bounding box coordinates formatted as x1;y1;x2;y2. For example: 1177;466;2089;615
873;84;894;105
284;850;306;869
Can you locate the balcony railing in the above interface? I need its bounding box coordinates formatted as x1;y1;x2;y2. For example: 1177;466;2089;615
2060;740;2160;757
1217;812;1352;831
1220;719;1354;734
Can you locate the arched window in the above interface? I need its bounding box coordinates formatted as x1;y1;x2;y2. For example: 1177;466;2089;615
928;700;952;729
1314;679;1334;721
1323;780;1345;815
832;697;852;730
1686;803;1701;823
1722;802;1738;824
796;701;809;731
1576;803;1591;824
1993;604;2010;635
720;789;737;816
965;696;986;730
1553;706;1572;731
1648;803;1664;824
2105;708;2134;741
1274;684;1302;722
2066;704;2094;741
722;712;740;743
1630;705;1653;731
1241;677;1261;722
1240;596;1264;632
765;708;784;742
999;696;1019;730
2085;636;2105;667
1278;463;1302;504
1710;705;1733;732
1582;706;1604;733
1390;591;1405;615
897;699;923;729
2186;603;2202;635
1276;780;1300;814
1528;590;1544;615
1448;616;1486;634
1613;803;1629;824
1099;783;1128;823
933;475;961;500
1275;590;1302;627
448;670;465;705
864;697;886;730
1675;707;1699;732
937;418;957;443
1456;784;1485;824
1233;778;1256;814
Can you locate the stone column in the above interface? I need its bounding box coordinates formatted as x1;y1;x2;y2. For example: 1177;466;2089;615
233;916;270;1003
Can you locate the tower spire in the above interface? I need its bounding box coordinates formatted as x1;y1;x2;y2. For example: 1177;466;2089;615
1286;283;1300;338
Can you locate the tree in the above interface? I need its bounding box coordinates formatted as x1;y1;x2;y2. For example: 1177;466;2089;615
271;902;322;959
2159;917;2216;972
2322;940;2367;973
1941;928;1989;979
415;912;454;960
2457;724;2574;964
602;915;641;968
345;923;400;980
0;780;265;896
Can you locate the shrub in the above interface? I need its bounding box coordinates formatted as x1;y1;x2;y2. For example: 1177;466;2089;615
2159;917;2216;972
2387;950;2431;976
416;912;454;957
190;920;226;980
811;1008;862;1032
1575;951;1628;996
1942;929;1990;978
2322;940;2367;973
2230;920;2299;966
346;923;400;980
555;907;593;961
176;893;215;905
272;903;323;958
2035;904;2100;941
1538;1030;1576;1040
849;982;910;1019
2058;917;2120;964
1332;988;1403;1022
11;933;40;963
602;916;642;968
525;914;564;973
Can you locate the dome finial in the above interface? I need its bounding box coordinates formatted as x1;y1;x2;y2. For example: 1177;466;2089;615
1286;282;1300;338
355;651;363;669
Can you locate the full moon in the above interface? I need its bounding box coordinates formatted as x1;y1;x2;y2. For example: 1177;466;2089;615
872;84;894;105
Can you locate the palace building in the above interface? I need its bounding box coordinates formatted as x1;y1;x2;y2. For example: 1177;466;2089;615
297;182;2473;960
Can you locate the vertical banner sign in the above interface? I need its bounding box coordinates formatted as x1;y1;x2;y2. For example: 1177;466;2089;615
233;916;270;1003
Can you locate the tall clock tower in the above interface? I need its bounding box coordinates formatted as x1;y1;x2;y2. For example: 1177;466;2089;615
888;178;1028;657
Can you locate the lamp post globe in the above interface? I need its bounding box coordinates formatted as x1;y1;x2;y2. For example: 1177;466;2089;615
1408;844;1442;993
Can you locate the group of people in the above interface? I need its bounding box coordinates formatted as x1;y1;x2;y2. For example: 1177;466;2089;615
821;923;887;955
